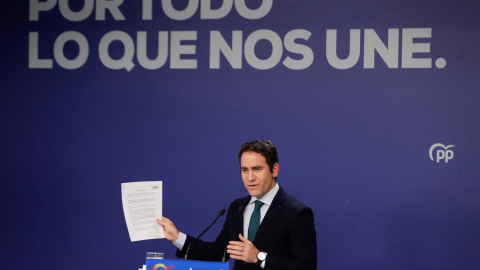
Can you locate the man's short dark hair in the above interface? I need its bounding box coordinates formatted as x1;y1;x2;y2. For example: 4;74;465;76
238;140;279;173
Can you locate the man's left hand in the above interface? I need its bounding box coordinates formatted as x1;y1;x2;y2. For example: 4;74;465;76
227;234;259;263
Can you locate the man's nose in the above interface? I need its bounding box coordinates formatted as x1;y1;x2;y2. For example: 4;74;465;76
248;171;255;181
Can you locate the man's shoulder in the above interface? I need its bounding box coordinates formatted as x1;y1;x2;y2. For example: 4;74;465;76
230;195;250;206
277;187;312;212
225;195;250;214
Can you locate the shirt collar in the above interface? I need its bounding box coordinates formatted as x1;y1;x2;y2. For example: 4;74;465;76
248;182;279;206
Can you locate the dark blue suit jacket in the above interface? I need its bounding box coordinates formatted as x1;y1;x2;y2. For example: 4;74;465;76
176;186;317;270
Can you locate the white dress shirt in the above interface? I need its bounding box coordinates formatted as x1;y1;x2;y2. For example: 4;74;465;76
243;183;279;237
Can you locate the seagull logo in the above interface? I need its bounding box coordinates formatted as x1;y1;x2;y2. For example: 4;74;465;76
151;264;174;270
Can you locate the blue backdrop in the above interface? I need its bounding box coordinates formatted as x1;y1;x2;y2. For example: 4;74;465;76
2;1;480;270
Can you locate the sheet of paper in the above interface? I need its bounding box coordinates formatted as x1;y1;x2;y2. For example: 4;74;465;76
121;181;165;242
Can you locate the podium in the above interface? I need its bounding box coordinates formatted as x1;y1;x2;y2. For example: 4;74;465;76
146;259;229;270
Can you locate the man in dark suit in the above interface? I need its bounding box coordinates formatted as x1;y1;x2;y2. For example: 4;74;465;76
157;140;317;270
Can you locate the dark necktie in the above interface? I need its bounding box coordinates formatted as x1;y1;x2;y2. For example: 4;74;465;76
248;200;264;241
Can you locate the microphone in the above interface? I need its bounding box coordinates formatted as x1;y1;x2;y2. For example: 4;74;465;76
184;208;226;260
222;244;228;262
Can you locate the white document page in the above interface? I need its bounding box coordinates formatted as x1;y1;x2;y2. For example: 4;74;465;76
121;181;165;242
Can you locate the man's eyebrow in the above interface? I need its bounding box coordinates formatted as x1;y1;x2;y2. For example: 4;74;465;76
240;165;264;169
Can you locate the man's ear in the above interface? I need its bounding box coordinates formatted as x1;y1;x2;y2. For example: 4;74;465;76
272;163;279;178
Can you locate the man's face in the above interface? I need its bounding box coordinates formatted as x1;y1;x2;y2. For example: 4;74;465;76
240;151;278;198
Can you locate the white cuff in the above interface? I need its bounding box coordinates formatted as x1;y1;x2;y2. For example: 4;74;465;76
173;232;187;250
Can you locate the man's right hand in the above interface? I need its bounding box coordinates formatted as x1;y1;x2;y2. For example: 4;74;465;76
156;217;180;242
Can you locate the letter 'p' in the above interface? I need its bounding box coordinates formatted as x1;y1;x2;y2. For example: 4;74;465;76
30;0;57;21
445;150;454;163
436;149;445;163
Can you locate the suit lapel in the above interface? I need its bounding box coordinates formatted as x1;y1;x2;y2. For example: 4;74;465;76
236;196;251;238
252;187;286;243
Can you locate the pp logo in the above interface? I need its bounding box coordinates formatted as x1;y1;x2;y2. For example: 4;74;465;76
429;143;455;163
